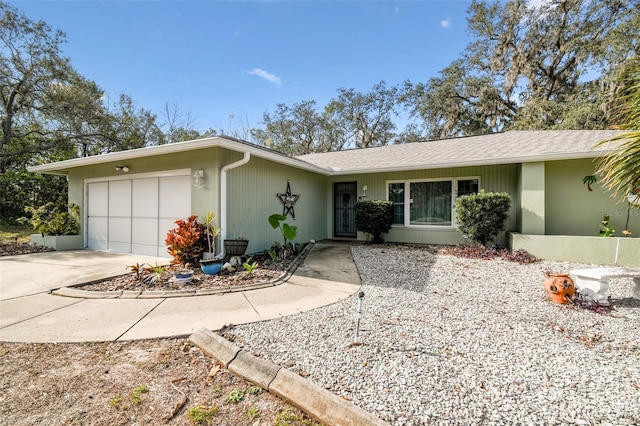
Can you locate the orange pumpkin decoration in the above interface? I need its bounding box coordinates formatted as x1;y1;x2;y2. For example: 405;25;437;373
543;273;575;304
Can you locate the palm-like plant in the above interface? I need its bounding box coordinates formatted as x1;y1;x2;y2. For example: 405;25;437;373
202;211;220;261
597;59;640;205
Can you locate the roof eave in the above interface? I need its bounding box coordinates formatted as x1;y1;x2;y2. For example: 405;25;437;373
27;137;330;175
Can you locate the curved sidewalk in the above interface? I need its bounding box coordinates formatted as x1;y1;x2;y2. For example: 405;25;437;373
0;242;360;343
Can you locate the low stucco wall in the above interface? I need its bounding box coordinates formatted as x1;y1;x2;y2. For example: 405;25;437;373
30;234;84;251
509;232;640;267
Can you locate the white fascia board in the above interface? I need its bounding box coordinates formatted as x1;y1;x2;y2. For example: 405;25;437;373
27;137;330;175
27;138;220;173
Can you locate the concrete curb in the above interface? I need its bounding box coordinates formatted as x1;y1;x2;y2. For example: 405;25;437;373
51;243;315;299
189;328;389;426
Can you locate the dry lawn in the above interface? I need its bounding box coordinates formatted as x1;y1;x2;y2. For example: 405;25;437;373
0;338;320;426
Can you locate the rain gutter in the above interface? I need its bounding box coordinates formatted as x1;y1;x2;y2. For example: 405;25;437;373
217;152;251;259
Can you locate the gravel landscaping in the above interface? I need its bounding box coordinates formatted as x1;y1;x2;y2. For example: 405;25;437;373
231;244;640;425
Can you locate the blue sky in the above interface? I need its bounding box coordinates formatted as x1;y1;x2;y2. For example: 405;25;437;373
12;1;474;135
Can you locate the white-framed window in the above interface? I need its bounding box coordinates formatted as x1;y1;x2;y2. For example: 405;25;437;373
387;177;479;227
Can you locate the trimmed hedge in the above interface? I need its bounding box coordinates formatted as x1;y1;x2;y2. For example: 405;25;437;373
354;200;394;243
455;191;511;246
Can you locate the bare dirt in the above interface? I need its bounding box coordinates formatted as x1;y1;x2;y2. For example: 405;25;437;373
0;338;320;426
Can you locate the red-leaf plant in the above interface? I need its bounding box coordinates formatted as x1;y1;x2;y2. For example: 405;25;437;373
165;215;208;265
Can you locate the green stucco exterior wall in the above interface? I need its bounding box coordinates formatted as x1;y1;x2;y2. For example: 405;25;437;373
510;233;640;267
520;162;545;235
328;164;520;246
544;158;639;237
67;147;330;256
64;147;638;261
222;151;328;254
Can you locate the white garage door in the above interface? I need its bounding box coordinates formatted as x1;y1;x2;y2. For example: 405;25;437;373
86;172;191;257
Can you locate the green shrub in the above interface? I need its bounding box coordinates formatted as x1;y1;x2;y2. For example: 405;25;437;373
455;191;511;246
18;202;80;235
354;200;394;243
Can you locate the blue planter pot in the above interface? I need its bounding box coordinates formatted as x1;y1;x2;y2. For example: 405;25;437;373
200;260;222;275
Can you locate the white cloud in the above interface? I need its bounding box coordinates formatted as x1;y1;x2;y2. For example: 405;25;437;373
247;68;283;86
440;19;451;29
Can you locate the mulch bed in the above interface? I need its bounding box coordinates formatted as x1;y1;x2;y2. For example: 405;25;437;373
0;242;54;257
79;254;291;292
435;244;539;263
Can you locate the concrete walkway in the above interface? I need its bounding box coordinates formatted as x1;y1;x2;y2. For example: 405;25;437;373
0;242;360;343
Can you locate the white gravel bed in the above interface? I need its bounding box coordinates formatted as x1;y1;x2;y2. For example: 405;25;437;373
232;245;640;425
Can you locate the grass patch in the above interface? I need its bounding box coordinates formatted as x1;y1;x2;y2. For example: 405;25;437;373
108;396;123;409
130;384;149;405
246;385;263;395
246;406;260;420
225;389;244;403
0;225;32;243
275;407;321;426
186;404;218;424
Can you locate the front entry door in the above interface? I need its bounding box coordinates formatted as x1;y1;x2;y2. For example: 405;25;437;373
333;182;357;237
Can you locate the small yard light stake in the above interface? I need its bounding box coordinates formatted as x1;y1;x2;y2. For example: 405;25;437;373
354;291;365;341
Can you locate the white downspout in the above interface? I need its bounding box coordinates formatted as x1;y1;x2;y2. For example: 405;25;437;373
217;152;251;259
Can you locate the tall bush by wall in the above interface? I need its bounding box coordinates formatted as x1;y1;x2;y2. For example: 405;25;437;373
354;200;394;243
455;191;511;246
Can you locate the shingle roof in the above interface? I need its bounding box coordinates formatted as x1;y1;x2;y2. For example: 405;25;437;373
295;130;627;174
29;130;628;176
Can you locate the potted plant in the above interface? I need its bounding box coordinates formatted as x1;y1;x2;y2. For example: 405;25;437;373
201;211;220;261
199;211;222;275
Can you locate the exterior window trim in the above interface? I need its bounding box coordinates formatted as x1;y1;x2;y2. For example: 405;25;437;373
386;176;480;228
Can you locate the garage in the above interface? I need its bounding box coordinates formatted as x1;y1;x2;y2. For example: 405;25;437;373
86;170;191;257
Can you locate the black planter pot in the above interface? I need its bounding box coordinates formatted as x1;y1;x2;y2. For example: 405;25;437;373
224;239;249;256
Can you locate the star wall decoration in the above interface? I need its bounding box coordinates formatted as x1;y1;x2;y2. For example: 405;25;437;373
277;180;300;219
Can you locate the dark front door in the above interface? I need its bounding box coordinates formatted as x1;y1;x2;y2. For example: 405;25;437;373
333;182;357;237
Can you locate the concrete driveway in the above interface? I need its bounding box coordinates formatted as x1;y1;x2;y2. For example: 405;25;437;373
0;250;169;300
0;243;360;343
